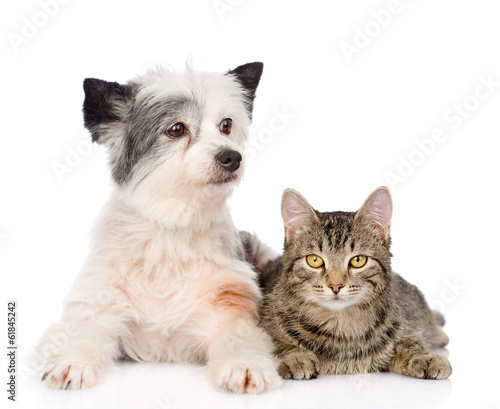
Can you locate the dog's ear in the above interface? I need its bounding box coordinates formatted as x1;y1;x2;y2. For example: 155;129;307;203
227;62;263;117
83;78;133;143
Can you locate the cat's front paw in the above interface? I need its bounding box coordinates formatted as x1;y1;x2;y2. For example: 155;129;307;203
406;353;452;380
278;350;320;380
41;360;98;389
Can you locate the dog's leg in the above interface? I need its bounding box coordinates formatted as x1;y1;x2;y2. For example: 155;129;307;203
207;317;282;393
34;271;127;389
35;326;111;389
205;270;282;393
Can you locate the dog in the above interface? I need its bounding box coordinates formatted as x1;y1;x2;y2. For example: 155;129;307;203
34;62;281;393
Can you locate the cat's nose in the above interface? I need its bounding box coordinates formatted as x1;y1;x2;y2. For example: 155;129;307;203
329;284;344;294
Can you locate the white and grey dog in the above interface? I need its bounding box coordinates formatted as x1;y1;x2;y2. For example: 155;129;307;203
35;62;281;393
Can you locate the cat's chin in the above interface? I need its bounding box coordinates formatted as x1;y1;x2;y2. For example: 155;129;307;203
318;297;358;311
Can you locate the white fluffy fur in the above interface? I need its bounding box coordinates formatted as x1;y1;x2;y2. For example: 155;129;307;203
34;64;281;393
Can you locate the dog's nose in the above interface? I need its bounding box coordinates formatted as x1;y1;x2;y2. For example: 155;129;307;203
216;150;242;172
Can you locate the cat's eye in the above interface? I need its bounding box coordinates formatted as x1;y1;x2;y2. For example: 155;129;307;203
306;254;324;268
350;255;367;268
219;118;232;135
167;122;186;138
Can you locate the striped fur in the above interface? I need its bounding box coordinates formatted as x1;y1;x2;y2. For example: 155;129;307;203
259;188;451;380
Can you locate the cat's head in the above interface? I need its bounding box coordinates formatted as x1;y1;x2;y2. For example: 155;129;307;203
280;187;393;311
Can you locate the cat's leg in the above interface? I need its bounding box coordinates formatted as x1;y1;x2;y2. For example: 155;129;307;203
427;311;450;348
275;346;320;380
427;325;450;349
390;338;452;380
34;266;128;389
432;310;446;326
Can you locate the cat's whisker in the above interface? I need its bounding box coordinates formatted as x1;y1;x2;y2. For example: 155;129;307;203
259;187;451;381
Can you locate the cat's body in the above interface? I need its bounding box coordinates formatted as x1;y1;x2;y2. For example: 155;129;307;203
259;188;451;380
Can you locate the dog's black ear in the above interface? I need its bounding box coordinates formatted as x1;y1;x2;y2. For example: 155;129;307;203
227;62;263;117
83;78;133;143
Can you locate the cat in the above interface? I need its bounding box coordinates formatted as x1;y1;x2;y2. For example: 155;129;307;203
259;187;452;380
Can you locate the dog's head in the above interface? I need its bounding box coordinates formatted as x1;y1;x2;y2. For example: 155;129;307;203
82;62;263;225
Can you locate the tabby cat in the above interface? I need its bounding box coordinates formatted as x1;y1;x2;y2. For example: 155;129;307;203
259;187;451;380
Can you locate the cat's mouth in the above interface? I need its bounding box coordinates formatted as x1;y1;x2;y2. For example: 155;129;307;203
330;295;346;304
320;294;357;311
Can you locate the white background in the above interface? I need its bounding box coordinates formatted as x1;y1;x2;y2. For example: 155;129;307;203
1;0;500;408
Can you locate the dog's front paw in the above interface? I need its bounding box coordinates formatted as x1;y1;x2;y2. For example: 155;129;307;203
278;350;320;380
41;361;98;390
213;363;282;394
405;353;452;380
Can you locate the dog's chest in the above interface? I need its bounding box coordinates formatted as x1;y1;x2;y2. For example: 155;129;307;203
110;225;244;362
112;225;234;323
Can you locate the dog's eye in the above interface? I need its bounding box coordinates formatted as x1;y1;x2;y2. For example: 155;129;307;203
167;122;186;138
219;118;232;135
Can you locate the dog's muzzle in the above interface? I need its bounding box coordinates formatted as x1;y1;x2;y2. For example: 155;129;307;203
216;149;242;173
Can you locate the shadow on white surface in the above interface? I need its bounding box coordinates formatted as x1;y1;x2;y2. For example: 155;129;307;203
23;359;452;409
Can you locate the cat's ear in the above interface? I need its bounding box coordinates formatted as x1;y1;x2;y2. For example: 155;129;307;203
356;187;393;241
281;189;319;240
